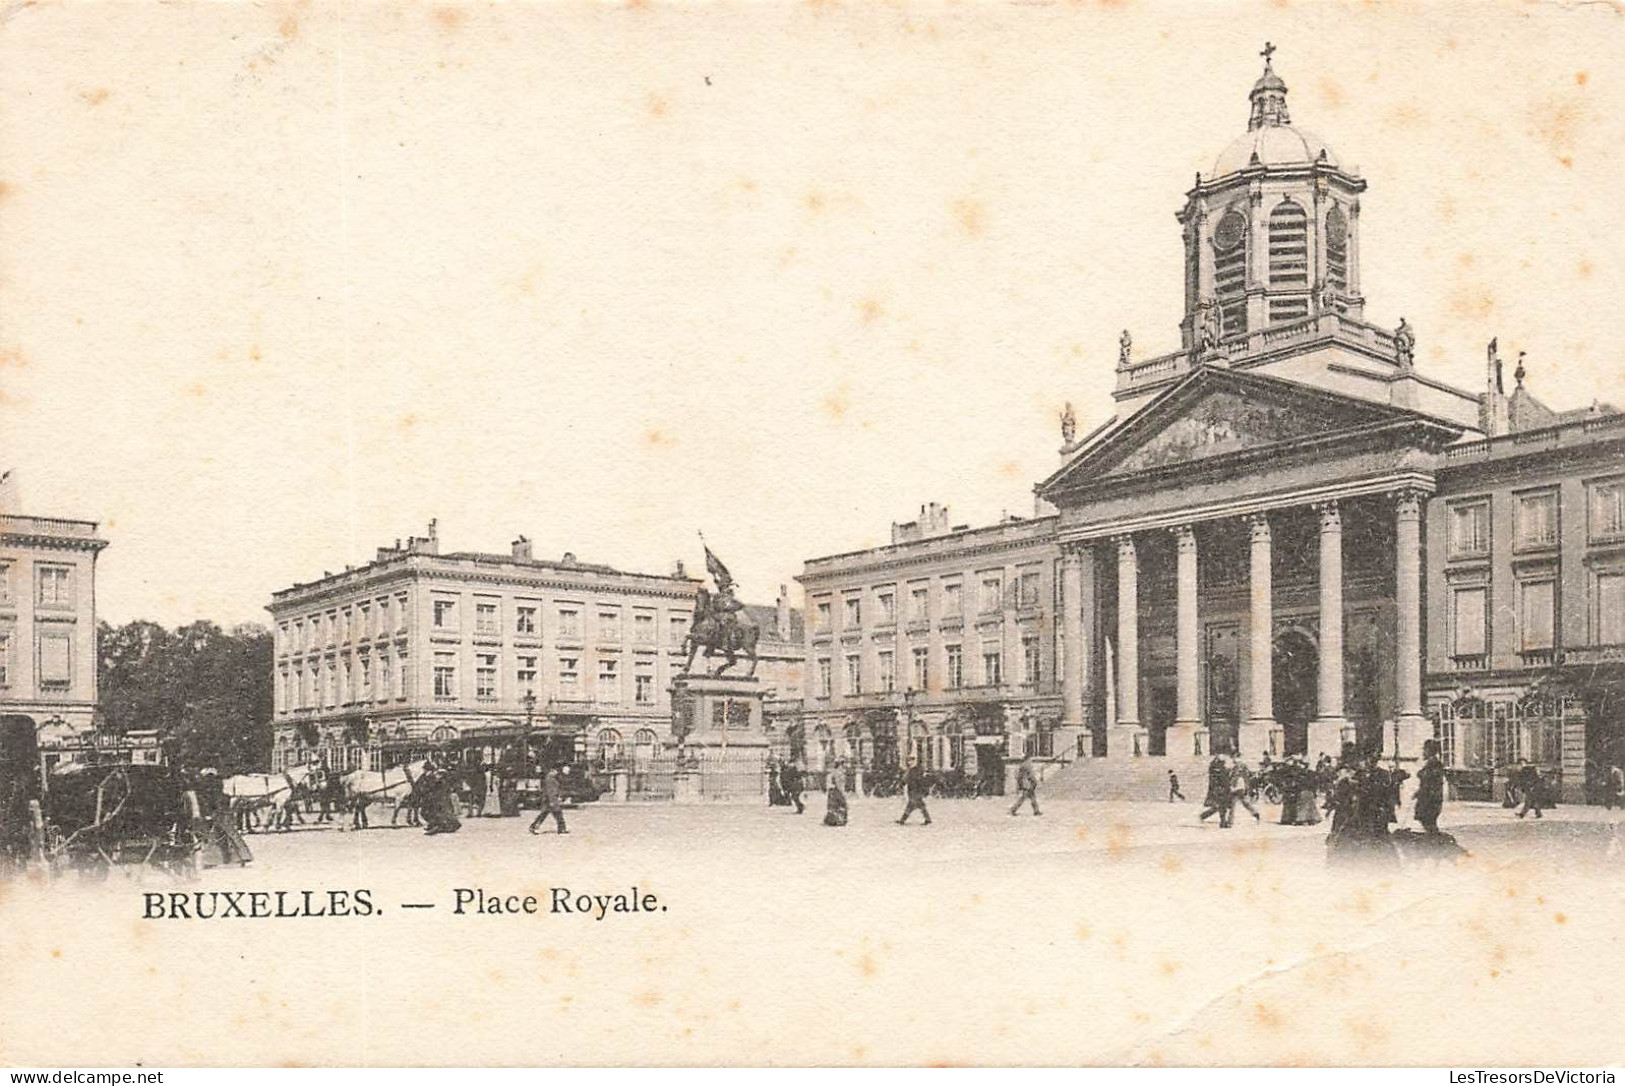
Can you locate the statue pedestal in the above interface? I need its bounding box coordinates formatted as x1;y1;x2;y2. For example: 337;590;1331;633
670;673;770;749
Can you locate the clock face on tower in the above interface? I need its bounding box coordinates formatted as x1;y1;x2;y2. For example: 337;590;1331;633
1215;210;1247;252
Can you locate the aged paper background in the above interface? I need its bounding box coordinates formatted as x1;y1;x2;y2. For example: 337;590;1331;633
3;0;1624;1067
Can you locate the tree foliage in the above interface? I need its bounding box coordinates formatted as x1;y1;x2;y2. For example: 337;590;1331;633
97;619;273;774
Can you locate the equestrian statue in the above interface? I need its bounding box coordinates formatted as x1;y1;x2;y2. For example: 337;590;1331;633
681;540;760;677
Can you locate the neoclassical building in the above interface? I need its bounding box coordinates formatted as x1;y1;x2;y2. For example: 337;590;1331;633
265;523;801;772
794;52;1624;801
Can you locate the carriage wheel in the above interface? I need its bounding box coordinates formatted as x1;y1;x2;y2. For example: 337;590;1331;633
1262;783;1283;805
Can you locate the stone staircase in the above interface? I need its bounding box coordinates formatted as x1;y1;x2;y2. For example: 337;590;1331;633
1039;754;1212;803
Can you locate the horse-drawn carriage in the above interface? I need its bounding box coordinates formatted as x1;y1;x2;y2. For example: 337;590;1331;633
1;714;216;880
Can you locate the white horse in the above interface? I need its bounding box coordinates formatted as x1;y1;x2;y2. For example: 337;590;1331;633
340;760;430;829
223;765;315;833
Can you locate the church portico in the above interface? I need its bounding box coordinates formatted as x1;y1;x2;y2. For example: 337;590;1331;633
1050;479;1438;762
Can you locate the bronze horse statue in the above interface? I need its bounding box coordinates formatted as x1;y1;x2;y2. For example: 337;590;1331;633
682;586;760;677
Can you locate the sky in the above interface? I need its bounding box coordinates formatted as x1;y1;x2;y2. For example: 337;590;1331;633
1;0;1622;629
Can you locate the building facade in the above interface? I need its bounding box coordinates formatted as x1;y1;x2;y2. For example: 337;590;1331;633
794;503;1064;791
0;513;109;742
793;53;1624;801
266;523;801;772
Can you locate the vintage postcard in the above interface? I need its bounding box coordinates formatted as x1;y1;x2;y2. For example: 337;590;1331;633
2;0;1623;1069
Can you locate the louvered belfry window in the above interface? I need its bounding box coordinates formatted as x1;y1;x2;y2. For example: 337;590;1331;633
1212;209;1248;338
1268;200;1310;323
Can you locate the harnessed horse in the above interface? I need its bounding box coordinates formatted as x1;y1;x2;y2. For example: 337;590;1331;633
339;760;430;829
222;765;315;833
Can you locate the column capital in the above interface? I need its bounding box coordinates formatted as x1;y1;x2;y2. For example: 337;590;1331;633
1393;487;1426;520
1112;533;1137;557
1313;499;1342;530
1246;511;1272;540
1169;523;1197;552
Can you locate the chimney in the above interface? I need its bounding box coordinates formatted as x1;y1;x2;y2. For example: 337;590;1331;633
511;535;533;560
673;559;688;578
561;551;577;567
776;584;791;639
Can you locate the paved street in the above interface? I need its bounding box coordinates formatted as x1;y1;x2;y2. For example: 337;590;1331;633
5;796;1622;1066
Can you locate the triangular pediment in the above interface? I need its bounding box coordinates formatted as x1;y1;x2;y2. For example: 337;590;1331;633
1040;367;1456;496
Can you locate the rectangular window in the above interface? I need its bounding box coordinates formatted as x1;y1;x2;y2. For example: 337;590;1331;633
980;577;1003;613
476;652;498;699
843;597;862;629
1590;479;1625;542
558;655;580;687
340;609;351;643
814;601;832;633
1448;500;1490;558
1452;586;1488;657
517;655;538;695
475;601;499;635
398;658;410;699
433;652;457;699
396;594;409;632
558;608;582;640
911;646;929;691
816;658;832;698
1018;570;1041;609
598;610;621;643
327;663;339;707
669;615;688;647
0;631;11;687
876;590;895;624
1597;572;1625;645
635;664;655;705
877;650;895;692
942;582;963;618
945;644;963;689
359;656;372;700
598;658;620;702
379;654;392;700
432;598;457;629
844;654;862;695
358;604;372;638
36;566;72;609
1518;580;1556;652
1515;491;1559;550
515;605;538;635
1023;636;1041;685
634;612;655;644
982;644;1002;686
0;562;11;605
909;586;928;622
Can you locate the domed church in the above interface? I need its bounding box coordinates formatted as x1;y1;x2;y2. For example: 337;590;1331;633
796;50;1624;804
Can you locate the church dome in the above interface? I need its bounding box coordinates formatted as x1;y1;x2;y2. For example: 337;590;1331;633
1212;124;1338;177
1207;47;1339;180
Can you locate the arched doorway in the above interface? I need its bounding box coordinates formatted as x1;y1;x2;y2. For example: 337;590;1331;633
1274;630;1318;756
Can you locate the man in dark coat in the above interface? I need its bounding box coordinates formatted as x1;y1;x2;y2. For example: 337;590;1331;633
529;766;568;834
896;760;932;825
1513;760;1545;819
781;760;805;814
1415;739;1446;834
1009;755;1041;816
1199;753;1233;827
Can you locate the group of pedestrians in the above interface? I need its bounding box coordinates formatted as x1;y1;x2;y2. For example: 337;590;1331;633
1196;752;1261;828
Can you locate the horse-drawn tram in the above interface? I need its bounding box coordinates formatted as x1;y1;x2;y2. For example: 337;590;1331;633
375;724;602;813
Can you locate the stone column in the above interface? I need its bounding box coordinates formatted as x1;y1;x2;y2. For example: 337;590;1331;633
1239;512;1274;759
1309;500;1347;758
1060;549;1086;729
1169;525;1200;757
1114;534;1140;753
1390;488;1427;757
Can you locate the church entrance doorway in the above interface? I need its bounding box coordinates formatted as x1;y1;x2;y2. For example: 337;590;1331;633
1274;630;1318;756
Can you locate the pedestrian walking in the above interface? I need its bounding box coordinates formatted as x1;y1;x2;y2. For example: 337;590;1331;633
896;760;932;825
1415;739;1446;835
1513;760;1545;820
1168;770;1185;802
1010;754;1041;816
782;760;806;814
1198;753;1233;827
529;766;569;835
823;779;848;827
